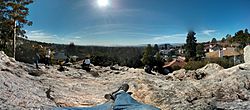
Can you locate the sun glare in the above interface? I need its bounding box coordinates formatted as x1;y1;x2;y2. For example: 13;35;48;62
97;0;110;7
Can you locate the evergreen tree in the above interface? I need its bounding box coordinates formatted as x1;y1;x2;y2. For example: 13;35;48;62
225;34;233;45
66;42;77;56
141;44;154;65
196;43;205;60
211;38;217;43
0;0;33;58
153;44;159;55
185;31;197;60
221;37;226;42
245;29;249;34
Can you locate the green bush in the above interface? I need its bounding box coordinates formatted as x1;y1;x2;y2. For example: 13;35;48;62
172;65;181;71
207;58;234;69
184;58;236;70
184;61;208;70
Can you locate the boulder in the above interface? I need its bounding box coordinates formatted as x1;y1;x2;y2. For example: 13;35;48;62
110;64;120;70
196;63;224;75
28;69;46;76
244;45;250;63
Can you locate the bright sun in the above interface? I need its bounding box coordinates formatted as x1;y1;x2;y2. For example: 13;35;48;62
97;0;110;7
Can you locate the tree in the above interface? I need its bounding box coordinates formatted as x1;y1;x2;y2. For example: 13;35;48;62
185;31;197;60
196;43;205;60
141;44;154;65
245;29;249;34
211;38;217;43
234;29;249;48
221;37;226;42
0;0;33;58
245;29;250;45
66;42;77;56
153;44;159;55
225;34;233;45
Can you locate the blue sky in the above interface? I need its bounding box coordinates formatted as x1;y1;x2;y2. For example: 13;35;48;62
25;0;250;46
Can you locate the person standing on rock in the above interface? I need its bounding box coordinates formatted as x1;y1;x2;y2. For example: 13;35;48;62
45;48;51;66
82;56;91;72
34;52;40;69
54;84;160;110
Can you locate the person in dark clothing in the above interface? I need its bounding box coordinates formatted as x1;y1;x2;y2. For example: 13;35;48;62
34;52;40;69
82;57;91;72
45;48;51;66
144;65;152;74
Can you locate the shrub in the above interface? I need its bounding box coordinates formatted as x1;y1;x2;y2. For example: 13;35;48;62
207;58;234;69
172;65;181;71
184;61;208;70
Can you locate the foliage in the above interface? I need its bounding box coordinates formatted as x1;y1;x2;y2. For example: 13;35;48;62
184;57;236;70
196;43;205;59
13;38;144;68
208;58;235;69
141;44;154;65
221;37;226;42
185;31;197;60
227;29;250;49
184;61;208;70
65;42;77;56
153;44;159;55
172;65;181;71
0;0;33;57
211;38;217;43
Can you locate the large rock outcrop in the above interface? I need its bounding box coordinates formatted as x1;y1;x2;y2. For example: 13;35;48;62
244;45;250;63
0;51;56;109
0;51;250;110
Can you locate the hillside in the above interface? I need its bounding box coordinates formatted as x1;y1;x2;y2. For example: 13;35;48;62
1;49;250;110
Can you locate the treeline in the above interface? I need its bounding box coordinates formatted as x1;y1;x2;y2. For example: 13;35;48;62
223;29;250;49
12;38;144;68
89;47;143;67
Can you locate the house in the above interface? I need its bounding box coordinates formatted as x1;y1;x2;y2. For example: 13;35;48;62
162;56;186;74
209;44;222;52
205;47;241;58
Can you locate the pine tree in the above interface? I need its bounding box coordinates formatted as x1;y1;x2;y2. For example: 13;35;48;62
196;43;205;60
0;0;33;58
211;38;217;43
141;44;154;65
185;31;197;60
221;37;226;42
153;44;159;55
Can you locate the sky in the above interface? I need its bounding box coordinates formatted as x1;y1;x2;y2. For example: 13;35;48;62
25;0;250;46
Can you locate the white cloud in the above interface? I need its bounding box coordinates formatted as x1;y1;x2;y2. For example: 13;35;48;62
26;30;61;43
26;30;85;45
153;34;186;41
202;30;216;36
73;36;81;39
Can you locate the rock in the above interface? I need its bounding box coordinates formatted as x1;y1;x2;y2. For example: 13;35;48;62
28;69;46;76
172;69;186;80
89;71;99;77
110;64;120;70
196;63;224;75
1;51;250;109
244;45;250;63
